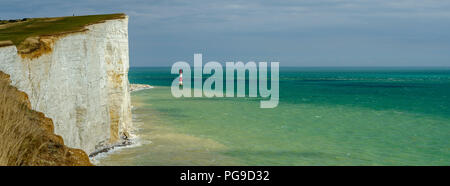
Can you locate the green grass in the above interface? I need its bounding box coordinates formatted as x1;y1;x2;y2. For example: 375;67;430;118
0;13;125;47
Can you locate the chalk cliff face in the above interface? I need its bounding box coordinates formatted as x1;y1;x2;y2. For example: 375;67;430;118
0;17;132;155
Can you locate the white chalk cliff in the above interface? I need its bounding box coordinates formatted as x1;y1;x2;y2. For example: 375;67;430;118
0;16;132;155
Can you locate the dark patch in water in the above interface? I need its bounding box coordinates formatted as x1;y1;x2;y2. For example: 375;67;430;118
224;150;332;159
154;107;189;118
327;83;425;88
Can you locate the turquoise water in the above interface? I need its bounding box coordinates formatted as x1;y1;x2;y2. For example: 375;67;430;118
97;67;450;165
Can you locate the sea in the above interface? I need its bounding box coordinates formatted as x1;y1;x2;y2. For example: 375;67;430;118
95;67;450;165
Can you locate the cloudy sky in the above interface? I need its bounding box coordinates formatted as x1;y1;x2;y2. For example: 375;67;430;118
1;0;450;66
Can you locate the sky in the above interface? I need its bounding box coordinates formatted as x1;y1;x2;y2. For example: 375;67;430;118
1;0;450;67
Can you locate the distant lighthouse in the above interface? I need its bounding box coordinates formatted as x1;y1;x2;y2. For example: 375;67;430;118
179;69;183;86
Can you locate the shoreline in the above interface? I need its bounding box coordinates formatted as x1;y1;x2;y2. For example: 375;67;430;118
88;140;133;158
92;87;241;165
88;83;153;161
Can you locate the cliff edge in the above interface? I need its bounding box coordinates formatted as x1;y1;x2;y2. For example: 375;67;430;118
0;13;132;156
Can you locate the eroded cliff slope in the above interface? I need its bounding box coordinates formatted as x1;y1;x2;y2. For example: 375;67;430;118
0;71;91;166
0;14;132;155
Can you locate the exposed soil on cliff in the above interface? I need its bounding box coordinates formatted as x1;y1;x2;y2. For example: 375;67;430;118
0;71;92;166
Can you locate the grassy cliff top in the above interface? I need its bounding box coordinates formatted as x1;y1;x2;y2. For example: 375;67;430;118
0;13;126;47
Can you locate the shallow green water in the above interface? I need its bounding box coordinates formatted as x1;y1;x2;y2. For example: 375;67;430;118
97;67;450;165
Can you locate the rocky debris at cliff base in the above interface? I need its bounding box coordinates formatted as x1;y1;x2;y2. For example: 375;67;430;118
88;138;134;158
129;84;153;92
